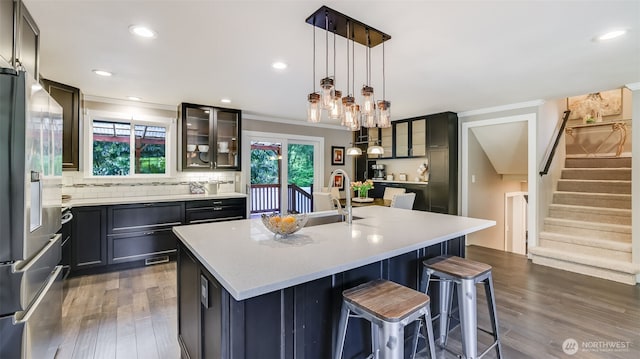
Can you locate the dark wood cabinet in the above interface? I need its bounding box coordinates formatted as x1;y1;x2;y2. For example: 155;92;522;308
107;202;184;265
40;78;80;170
179;103;241;171
185;197;246;224
71;206;107;270
201;270;225;359
1;0;40;82
426;112;458;215
0;0;14;65
178;246;201;359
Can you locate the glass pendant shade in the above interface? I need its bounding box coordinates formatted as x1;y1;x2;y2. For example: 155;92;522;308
320;77;335;109
346;146;362;156
341;95;355;126
329;90;343;120
377;100;391;128
362;109;376;128
361;86;375;115
348;105;361;131
367;145;384;155
307;93;322;123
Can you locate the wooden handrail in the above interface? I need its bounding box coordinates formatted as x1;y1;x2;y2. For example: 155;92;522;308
540;110;571;176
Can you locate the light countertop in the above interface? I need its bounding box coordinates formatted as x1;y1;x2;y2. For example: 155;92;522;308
63;192;247;207
373;179;428;185
173;206;495;301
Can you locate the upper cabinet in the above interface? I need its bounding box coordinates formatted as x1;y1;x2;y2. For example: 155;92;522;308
41;78;81;171
179;103;241;171
0;0;40;81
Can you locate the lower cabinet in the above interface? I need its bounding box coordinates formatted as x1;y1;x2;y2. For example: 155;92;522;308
178;243;225;359
109;228;177;265
71;206;107;270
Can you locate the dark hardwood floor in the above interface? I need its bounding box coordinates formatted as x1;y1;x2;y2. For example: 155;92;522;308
57;246;639;359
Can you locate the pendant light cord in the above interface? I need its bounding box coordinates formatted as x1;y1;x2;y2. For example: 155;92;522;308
312;22;316;93
325;12;329;79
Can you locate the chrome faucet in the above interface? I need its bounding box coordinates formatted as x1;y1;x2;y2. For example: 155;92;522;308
329;169;352;224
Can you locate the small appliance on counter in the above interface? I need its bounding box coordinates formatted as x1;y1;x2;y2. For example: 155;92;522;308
371;164;386;180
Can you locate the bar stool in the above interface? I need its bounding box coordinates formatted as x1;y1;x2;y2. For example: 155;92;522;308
419;255;503;359
334;279;436;359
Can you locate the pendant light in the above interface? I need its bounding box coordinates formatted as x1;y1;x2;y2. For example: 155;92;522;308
376;40;391;128
346;145;362;156
307;23;321;123
361;29;375;119
367;142;384;155
320;12;334;109
328;30;343;120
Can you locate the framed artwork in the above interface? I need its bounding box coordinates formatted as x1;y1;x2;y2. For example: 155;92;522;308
332;173;344;190
331;146;345;165
567;89;622;121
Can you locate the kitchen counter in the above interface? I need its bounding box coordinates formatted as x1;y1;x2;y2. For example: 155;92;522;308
373;179;428;185
173;206;494;301
62;192;247;207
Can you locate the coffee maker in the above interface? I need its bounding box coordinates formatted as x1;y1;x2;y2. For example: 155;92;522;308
371;164;386;180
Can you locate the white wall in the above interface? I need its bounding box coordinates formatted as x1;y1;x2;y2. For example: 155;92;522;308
466;131;522;250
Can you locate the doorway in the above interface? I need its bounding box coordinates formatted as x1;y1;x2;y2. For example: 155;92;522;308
505;192;528;255
242;131;324;217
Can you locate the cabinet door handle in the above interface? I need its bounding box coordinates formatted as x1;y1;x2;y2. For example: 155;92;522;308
212;201;223;205
144;203;154;207
200;275;209;308
213;207;223;211
143;231;155;235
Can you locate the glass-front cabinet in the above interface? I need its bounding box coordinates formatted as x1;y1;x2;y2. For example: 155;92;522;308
179;103;241;171
411;118;426;157
395;121;409;157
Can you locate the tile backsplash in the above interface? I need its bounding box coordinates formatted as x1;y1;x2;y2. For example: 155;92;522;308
62;171;239;200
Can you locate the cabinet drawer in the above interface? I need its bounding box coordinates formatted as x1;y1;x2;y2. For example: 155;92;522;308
109;228;177;264
186;197;245;209
109;202;184;233
185;207;245;224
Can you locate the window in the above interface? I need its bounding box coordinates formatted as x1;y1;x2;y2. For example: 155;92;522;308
86;111;173;177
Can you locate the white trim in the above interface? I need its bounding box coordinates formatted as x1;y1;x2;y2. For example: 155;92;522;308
83;95;176;112
84;109;176;178
457;100;544;118
626;82;640;91
461;113;537;253
243;112;350;131
242;130;325;216
504;191;528;255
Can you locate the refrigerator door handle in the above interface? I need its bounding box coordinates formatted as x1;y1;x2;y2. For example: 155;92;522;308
13;265;62;324
61;211;73;225
11;234;61;273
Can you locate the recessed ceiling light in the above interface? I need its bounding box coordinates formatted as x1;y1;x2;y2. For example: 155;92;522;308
220;98;232;104
127;96;142;101
93;69;112;77
129;25;157;38
272;62;287;70
595;29;627;41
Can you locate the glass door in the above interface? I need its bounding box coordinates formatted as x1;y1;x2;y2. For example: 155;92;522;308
249;140;281;216
287;142;315;214
244;132;323;217
184;106;211;169
214;109;239;168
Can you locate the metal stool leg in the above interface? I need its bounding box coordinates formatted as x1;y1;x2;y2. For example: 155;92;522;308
410;319;421;359
334;303;350;359
371;322;380;358
424;309;437;359
438;279;454;347
484;274;503;359
379;321;404;359
457;279;478;359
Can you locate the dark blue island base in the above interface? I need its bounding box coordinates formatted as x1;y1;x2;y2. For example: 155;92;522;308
177;236;465;359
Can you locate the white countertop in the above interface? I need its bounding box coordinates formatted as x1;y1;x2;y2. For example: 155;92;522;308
173;206;495;301
64;192;247;207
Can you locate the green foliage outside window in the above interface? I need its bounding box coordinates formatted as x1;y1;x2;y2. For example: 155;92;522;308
287;144;314;187
93;141;130;176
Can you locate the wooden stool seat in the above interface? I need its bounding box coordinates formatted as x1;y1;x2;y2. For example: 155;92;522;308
423;255;492;279
343;279;431;322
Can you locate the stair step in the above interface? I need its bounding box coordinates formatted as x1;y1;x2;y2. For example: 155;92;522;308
544;217;631;241
548;204;631;225
557;179;631;194
538;232;631;261
561;168;631;180
552;191;631;209
530;247;639;285
565;157;631;168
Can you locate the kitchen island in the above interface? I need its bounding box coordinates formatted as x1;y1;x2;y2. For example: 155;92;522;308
173;206;494;359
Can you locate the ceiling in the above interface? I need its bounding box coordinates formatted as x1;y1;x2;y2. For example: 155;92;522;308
25;0;640;125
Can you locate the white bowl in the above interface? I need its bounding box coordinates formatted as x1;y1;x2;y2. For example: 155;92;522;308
198;145;209;153
186;144;197;152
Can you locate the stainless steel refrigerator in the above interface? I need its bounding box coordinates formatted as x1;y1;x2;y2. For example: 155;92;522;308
0;65;63;358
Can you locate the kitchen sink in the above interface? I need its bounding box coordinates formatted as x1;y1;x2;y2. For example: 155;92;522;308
305;214;363;227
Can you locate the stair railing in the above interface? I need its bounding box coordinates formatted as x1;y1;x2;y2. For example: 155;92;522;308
540;110;571;176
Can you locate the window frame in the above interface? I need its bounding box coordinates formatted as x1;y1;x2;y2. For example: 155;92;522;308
84;109;176;178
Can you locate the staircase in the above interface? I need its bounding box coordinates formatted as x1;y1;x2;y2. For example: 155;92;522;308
531;157;640;285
